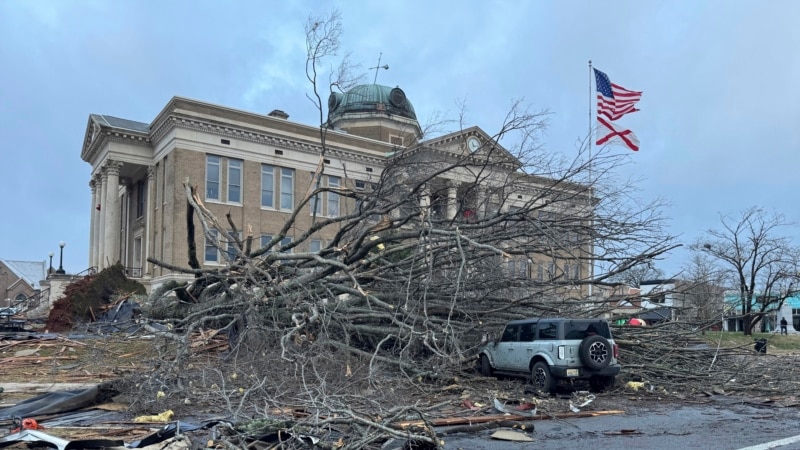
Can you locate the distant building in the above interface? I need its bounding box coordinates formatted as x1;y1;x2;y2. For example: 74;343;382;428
80;85;593;292
723;292;799;333
0;259;46;308
607;279;726;325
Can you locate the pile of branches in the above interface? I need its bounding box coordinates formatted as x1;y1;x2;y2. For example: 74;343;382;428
615;322;800;397
124;143;682;449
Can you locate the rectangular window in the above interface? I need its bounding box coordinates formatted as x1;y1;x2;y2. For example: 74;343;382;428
311;174;323;215
225;230;241;261
133;237;142;268
328;176;340;217
228;159;242;203
260;234;272;248
547;263;555;280
310;239;322;253
517;259;528;278
206;155;220;200
280;168;294;210
205;230;219;263
537;264;544;282
136;180;146;218
280;236;293;253
261;165;275;208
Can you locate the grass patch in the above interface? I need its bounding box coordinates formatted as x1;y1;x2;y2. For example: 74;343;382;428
700;331;800;353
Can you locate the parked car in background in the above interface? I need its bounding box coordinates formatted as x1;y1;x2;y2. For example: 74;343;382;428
478;318;621;393
0;307;26;331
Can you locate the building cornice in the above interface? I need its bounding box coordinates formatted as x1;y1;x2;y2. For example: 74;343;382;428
151;113;390;166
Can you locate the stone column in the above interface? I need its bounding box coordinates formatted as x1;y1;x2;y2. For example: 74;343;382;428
103;160;123;267
145;166;155;276
447;182;458;220
88;179;97;269
476;187;486;217
98;171;108;268
419;184;430;211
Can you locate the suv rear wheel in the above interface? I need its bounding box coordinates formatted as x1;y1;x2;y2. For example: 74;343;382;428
531;361;555;393
579;335;612;370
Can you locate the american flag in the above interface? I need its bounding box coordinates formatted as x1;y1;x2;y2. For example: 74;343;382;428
594;68;642;121
596;116;639;152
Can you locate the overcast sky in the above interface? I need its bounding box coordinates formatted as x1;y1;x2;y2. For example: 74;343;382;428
1;0;798;276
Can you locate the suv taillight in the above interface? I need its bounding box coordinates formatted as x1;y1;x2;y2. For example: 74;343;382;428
613;343;619;359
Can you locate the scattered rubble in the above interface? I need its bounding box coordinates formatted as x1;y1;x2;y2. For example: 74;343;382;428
4;319;800;448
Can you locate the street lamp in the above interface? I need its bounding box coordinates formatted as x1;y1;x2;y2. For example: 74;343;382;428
48;252;54;274
55;241;66;275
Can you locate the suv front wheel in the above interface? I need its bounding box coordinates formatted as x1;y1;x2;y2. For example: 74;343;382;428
531;361;555;393
479;354;494;377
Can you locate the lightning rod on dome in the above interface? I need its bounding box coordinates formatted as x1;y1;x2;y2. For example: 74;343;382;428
370;52;389;84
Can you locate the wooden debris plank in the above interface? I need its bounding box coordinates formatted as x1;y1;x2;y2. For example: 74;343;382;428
393;410;625;429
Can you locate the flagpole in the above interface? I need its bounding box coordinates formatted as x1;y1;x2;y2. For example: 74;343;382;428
588;60;593;164
587;59;594;299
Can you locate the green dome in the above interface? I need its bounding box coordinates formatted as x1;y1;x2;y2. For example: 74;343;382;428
328;84;417;122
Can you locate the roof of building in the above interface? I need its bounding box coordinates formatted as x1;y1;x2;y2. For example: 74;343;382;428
640;279;677;286
1;259;46;290
638;307;672;321
327;84;417;122
92;114;150;133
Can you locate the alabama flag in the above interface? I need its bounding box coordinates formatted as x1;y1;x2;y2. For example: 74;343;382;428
596;116;639;152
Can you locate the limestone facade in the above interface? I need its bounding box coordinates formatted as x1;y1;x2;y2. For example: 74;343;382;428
80;87;592;294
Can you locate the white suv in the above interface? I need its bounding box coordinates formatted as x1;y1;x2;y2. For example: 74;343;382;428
478;318;621;392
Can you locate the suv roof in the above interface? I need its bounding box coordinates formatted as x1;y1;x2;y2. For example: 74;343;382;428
504;317;608;325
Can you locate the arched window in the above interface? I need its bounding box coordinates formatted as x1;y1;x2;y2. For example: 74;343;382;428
15;293;26;302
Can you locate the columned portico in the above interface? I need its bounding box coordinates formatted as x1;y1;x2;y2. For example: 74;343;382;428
103;160;123;268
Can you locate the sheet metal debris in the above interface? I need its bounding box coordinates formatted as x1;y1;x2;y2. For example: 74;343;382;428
0;429;123;450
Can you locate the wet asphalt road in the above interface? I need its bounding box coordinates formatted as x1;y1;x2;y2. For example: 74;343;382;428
438;397;800;450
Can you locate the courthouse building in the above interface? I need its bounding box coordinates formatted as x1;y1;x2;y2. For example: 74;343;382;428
81;84;591;292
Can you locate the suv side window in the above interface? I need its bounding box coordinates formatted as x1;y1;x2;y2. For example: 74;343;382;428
500;324;520;342
520;322;536;341
537;322;558;340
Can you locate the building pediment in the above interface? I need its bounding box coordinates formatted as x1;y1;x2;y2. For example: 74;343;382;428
395;126;522;172
81;114;151;165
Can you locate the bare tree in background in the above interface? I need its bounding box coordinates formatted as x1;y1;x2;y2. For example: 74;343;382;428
693;207;800;335
680;252;727;330
608;262;665;288
140;11;679;448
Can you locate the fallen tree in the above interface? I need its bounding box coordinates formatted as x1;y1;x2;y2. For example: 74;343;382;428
127;10;682;449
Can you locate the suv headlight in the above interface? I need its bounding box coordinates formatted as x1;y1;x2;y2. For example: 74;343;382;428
558;345;565;360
